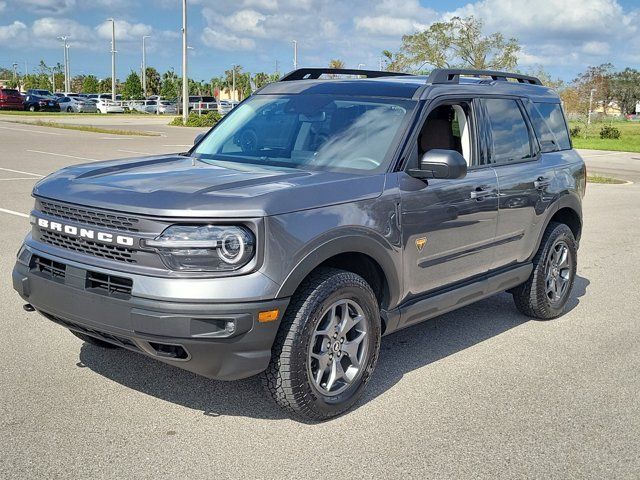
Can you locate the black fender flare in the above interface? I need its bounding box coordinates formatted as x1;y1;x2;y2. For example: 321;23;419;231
276;233;401;308
529;191;582;261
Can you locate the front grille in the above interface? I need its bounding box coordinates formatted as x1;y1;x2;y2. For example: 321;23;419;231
40;230;137;264
40;201;140;232
32;255;66;280
86;270;133;297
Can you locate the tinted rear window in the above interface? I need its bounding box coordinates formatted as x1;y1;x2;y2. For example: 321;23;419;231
1;89;20;95
482;98;533;164
526;102;571;152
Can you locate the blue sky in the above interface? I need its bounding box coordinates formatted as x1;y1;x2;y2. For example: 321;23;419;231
1;0;639;83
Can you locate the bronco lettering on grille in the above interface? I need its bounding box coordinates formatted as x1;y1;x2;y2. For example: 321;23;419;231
36;218;134;247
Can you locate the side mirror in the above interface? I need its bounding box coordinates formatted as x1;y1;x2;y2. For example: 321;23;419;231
194;133;206;145
409;149;467;180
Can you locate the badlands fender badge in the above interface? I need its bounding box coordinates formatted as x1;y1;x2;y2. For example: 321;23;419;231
415;237;427;252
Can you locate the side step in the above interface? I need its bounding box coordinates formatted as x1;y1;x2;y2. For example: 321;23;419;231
396;264;532;331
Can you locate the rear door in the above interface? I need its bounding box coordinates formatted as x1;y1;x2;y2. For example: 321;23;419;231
479;97;556;268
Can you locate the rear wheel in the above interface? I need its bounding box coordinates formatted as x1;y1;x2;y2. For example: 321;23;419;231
66;106;73;112
70;331;120;349
29;105;36;112
511;222;577;319
262;268;381;421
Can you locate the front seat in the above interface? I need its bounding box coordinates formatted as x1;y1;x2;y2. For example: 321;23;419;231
419;106;457;154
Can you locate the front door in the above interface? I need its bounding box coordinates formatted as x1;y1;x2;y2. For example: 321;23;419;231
399;100;499;304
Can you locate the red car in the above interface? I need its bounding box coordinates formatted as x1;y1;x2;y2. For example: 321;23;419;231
0;88;24;110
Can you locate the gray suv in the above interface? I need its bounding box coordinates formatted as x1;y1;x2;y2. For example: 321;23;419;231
13;68;585;420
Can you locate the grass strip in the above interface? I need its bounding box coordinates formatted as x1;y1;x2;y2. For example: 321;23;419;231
8;120;159;136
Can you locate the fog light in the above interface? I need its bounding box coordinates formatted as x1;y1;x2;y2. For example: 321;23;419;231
258;309;279;323
225;321;236;334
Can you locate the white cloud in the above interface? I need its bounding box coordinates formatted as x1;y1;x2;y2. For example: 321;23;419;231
95;20;152;43
201;27;256;50
355;16;429;36
0;1;6;12
224;9;267;37
0;20;27;42
20;0;75;14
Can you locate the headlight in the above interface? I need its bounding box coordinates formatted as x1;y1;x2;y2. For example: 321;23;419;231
145;225;255;272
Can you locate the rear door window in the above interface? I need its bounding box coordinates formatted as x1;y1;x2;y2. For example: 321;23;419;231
482;98;533;165
526;102;571;152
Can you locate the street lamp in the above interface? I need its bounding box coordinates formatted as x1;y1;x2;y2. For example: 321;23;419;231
231;64;236;102
292;40;298;69
142;35;150;97
357;63;366;70
57;35;70;92
181;0;188;125
108;19;116;101
11;63;18;81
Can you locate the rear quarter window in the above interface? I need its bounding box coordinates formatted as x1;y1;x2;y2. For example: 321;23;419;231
526;102;571;152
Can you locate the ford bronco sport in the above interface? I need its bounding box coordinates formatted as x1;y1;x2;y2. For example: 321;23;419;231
13;68;585;420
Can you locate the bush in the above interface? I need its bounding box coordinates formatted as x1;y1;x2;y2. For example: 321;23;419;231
569;126;581;138
599;124;621;140
169;110;221;127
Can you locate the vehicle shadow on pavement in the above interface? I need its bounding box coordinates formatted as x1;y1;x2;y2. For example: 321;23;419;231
77;275;589;422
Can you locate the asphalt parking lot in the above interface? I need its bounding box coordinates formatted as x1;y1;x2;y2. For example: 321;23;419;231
1;115;639;479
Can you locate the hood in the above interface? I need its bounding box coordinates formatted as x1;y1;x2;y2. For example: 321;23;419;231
32;154;385;218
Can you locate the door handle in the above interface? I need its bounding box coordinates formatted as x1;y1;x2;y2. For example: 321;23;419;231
470;186;493;200
534;177;551;190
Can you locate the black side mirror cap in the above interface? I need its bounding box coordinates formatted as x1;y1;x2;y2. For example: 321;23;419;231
408;149;468;180
194;133;206;145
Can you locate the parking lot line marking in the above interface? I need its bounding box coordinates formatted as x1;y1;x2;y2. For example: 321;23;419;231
26;150;98;162
117;149;153;155
0;125;66;136
0;177;39;181
99;137;136;140
0;167;44;177
0;208;29;218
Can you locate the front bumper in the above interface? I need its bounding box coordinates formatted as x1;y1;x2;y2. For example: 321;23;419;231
13;247;289;380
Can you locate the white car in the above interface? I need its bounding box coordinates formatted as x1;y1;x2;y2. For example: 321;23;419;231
96;93;124;114
217;100;239;116
58;96;98;113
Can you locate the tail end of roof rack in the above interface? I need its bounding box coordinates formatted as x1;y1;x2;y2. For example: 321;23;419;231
280;68;410;81
426;68;543;86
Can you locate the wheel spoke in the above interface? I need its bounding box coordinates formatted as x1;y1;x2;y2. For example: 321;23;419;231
558;247;569;268
326;359;345;391
315;305;338;337
342;331;365;369
311;351;331;384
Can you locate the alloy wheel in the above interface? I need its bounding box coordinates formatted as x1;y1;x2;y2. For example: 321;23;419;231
307;299;369;397
544;239;573;305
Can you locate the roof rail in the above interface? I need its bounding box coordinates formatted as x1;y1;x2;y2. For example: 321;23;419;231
426;69;542;86
280;68;410;81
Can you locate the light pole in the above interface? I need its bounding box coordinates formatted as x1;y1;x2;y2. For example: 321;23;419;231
142;35;150;97
358;63;365;70
65;43;71;91
231;64;236;102
292;40;298;69
108;19;116;101
588;88;596;126
57;36;69;92
12;63;17;81
181;0;188;125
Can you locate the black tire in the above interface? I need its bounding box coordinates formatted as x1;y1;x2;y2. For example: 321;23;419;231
262;268;381;421
67;106;73;112
511;222;577;319
70;331;120;349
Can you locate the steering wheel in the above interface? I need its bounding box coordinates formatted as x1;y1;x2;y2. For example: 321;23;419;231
237;129;258;152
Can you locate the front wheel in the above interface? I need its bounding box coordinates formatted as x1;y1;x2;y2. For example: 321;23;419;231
67;106;73;112
262;268;381;421
511;222;577;319
29;105;36;112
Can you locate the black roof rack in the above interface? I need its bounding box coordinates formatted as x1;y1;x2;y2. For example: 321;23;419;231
280;68;410;81
426;68;542;86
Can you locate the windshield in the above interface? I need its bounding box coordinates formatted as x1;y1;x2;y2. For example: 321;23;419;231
192;94;415;173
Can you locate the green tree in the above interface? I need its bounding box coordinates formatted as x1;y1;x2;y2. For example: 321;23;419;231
328;59;345;69
82;75;100;94
253;72;272;89
144;67;161;96
523;66;564;91
121;71;143;100
98;77;112;93
573;63;615;115
160;68;179;99
387;16;520;73
70;75;85;93
611;68;640;115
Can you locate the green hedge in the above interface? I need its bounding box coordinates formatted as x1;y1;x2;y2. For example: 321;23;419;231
170;111;221;127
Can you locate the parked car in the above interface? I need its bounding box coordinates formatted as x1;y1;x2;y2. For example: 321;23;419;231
189;95;218;112
0;88;24;110
26;89;54;98
96;93;124;114
58;96;98;113
217;99;239;115
23;93;60;112
13;68;585;421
